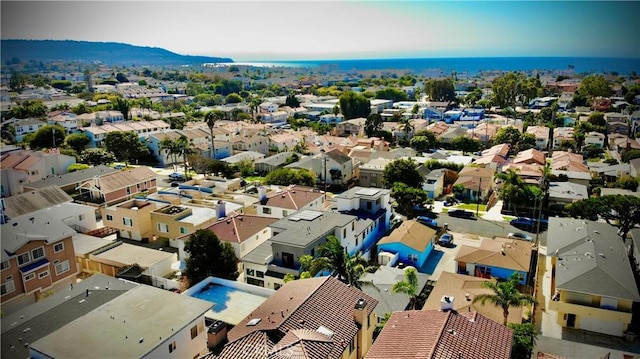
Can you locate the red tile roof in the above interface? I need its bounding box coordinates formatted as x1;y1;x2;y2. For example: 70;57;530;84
262;185;324;211
365;310;513;359
185;213;278;244
218;276;378;359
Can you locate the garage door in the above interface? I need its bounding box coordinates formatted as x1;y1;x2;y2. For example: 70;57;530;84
579;316;623;337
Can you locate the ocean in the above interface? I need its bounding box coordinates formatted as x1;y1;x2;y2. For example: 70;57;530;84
235;57;640;75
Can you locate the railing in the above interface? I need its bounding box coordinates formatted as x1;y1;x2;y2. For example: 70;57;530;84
548;300;632;323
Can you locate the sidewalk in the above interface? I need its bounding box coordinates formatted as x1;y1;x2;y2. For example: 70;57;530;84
432;200;507;222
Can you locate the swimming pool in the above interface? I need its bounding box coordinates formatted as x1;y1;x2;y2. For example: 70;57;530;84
188;283;271;325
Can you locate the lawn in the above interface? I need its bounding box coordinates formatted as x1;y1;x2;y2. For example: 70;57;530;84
244;176;265;184
455;203;487;212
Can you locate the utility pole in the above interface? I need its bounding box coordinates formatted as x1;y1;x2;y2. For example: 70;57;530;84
52;128;56;148
476;177;482;217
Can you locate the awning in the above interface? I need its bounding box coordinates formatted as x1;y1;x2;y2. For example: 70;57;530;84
19;258;49;273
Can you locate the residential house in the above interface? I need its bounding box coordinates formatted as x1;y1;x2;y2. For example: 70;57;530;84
377;220;437;273
259;101;278;113
232;133;269;155
438;126;469;145
254;151;295;174
1;149;76;196
469;122;502;143
153;204;223;249
221;151;265;165
361;266;430;319
546;218;640;336
81;120;170;148
605;112;630;136
14;118;46;142
452;166;495;202
426;121;449;137
22;165;117;195
1;212;78;315
355;137;390;151
526;125;551;150
501;163;544;185
334;186;393;257
0;186;72;222
609;134;640;154
101;198;160;241
547;182;589;214
261;110;289;123
423;271;524;324
630;158;640;178
583;131;606;148
366;310;513;359
75;166;157;206
269;132;299;152
455;236;535;285
216;276;378;359
423;168;449;199
552;127;576;150
47;111;79;134
336;117;367;137
289;149;356;189
482;143;510;158
513;148;546;165
348;148;377;167
550;170;592;187
175;213;278;266
589;162;631;186
29;285;212;359
254;185;325;219
242;210;362;289
551;151;588;173
370;99;393;114
631;110;640;136
358;158;392;188
319;113;345;124
474;153;508;170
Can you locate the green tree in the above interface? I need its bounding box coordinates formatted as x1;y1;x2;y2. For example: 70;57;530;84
285;93;300;108
615;175;639;191
184;229;239;286
9;71;27;93
234;159;254;177
493;127;522;152
115;72;129;83
67;163;90;172
365;113;383;137
283;153;300;166
113;97;131;121
424;78;455;102
516;132;536;153
391;266;419;310
8;100;48;119
225;93;243;104
566;195;640;239
383;158;422;188
264;168;315;186
160;137;181;171
28;125;66;150
292;141;309;155
375;87;407;102
204;110;224;159
492;72;524;108
104;131;150;165
508;322;537;359
65;133;90;153
451;136;482;154
622;149;640;163
391;182;431;219
465;88;483;106
472;273;536;325
577;75;612;100
311;236;377;290
587;112;606;127
339;91;371;120
79;147;117;166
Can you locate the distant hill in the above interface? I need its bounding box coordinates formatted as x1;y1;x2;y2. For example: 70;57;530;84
1;39;233;66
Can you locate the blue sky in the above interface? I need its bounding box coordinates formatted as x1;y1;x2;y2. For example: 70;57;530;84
1;1;638;61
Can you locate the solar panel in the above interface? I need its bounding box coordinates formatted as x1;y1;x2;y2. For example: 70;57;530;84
355;188;380;196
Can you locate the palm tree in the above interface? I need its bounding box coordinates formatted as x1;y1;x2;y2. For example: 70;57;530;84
175;135;193;179
343;252;378;290
204;110;224;159
391;266;419;309
159;137;180;171
311;235;377;290
472;273;536;325
399;118;414;141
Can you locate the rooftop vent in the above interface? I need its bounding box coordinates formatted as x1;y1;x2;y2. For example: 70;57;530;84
441;296;454;311
355;298;367;310
246;318;261;326
317;325;334;338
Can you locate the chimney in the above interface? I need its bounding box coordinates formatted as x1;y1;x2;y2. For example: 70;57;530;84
441;296;454;311
353;298;368;326
216;200;226;219
258;186;267;203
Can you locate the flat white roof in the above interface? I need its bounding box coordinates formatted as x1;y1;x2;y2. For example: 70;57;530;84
72;233;113;256
178;206;217;225
92;243;174;268
30;285;212;358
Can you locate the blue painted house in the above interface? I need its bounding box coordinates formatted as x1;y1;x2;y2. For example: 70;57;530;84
377;220;437;272
454;237;534;285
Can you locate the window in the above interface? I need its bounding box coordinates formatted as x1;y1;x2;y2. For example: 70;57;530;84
352;222;355;231
190;325;198;340
179;227;189;235
274;283;282;290
78;214;85;221
256;271;264;278
122;217;133;227
262;207;271;215
38;271;49;279
157;223;169;233
366;201;372;210
343;228;346;238
1;260;9;270
349;338;355;353
356;238;359;247
168;341;177;353
1;278;15;295
106;214;114;221
24;272;36;281
54;242;64;253
282;210;288;217
55;260;70;275
31;247;45;261
17;253;30;266
246;268;255;277
126;187;131;195
368;313;371;328
408;253;418;262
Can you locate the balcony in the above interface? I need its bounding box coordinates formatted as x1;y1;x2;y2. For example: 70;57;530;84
266;263;301;278
548;300;632;324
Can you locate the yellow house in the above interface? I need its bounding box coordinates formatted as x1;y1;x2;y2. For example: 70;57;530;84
546;218;640;337
151;203;223;245
101;199;159;241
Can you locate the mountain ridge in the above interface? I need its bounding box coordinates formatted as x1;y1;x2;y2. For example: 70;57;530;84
1;39;233;66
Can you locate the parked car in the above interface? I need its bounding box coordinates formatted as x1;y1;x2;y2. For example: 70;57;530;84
508;232;533;241
510;217;548;231
113;163;126;170
447;209;475;219
416;216;438;229
169;172;185;181
438;233;454;247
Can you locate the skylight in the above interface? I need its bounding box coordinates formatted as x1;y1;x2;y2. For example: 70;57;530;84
246;318;261;326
